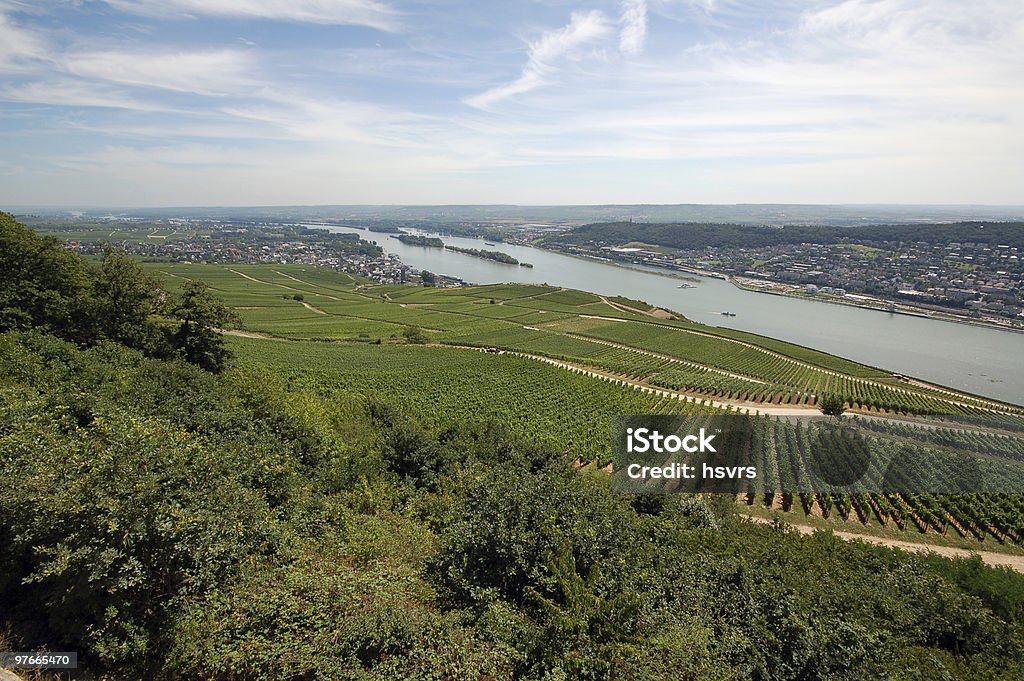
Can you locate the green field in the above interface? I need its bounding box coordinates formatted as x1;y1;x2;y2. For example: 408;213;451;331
23;218;215;242
147;262;1024;418
228;336;710;465
141;263;1024;546
8;212;1024;678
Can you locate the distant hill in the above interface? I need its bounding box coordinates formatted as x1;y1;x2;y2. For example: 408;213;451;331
13;203;1024;227
548;221;1024;250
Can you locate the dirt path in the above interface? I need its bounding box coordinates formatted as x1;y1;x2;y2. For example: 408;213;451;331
226;268;345;301
277;269;369;298
598;294;674;319
560;332;769;384
272;269;307;283
301;301;327;315
743;515;1024;573
221;329;286;340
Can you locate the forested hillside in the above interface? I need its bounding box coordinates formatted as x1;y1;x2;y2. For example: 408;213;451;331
550;221;1024;250
3;211;1024;679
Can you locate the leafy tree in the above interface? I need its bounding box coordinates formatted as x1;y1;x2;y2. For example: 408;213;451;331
170;280;238;372
403;325;428;344
420;270;437;286
0;334;293;667
527;538;641;677
819;393;846;419
90;246;166;353
0;212;92;340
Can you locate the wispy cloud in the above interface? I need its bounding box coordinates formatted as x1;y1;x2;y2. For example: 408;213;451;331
64;49;255;96
619;0;647;54
1;0;1022;205
0;12;48;72
466;10;612;109
0;79;170;111
219;94;430;147
103;0;399;31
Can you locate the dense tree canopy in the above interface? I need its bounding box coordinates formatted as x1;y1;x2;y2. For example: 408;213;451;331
170;279;238;372
0;211;92;340
0;211;234;371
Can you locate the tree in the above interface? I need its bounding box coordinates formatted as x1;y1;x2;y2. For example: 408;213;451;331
91;246;166;353
527;538;641;677
819;393;846;419
170;280;238;372
403;325;427;344
0;212;92;340
420;270;437;287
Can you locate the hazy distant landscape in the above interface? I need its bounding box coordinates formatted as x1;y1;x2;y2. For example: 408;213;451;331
13;202;1024;226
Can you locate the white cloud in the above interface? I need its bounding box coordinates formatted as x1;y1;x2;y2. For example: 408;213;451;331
466;10;612;109
0;79;171;111
619;0;647;54
3;0;1023;204
798;0;1024;50
220;94;427;147
0;12;48;72
64;49;255;96
103;0;399;31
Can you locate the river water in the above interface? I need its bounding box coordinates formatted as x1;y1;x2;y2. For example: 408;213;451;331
313;225;1024;405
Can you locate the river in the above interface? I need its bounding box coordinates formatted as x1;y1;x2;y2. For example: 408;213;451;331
312;225;1024;405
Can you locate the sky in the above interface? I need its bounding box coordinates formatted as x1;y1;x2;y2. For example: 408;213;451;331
0;0;1022;207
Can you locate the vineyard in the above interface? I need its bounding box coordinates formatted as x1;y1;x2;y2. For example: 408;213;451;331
746;416;1024;545
228;336;713;465
145;263;1024;548
146;262;1024;419
617;413;1024;545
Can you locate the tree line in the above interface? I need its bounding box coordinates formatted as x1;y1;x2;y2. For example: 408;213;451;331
552;221;1024;250
1;211;236;372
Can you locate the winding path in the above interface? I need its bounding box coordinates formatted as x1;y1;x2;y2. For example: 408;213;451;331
743;514;1024;573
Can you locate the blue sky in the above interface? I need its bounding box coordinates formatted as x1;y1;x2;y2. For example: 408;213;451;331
0;0;1022;207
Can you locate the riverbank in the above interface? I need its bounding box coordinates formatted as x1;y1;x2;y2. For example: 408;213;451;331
730;276;1024;336
536;242;1023;336
532;244;704;285
310;223;1024;404
548;248;1024;335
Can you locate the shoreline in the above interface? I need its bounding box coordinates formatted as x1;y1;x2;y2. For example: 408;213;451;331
728;276;1024;337
530;244;704;284
308;229;1024;403
542;245;1024;336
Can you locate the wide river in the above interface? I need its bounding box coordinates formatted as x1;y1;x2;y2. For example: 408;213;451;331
313;225;1024;405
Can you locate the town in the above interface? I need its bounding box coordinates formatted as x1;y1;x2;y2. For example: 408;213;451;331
48;220;445;286
545;235;1023;328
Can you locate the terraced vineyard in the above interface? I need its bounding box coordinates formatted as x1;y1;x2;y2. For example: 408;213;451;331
146;263;1024;547
227;336;710;465
148;262;1024;419
744;416;1024;545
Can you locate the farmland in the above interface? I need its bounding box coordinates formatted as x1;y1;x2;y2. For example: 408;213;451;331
147;262;1024;547
148;262;1024;419
747;416;1024;547
228;336;710;465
